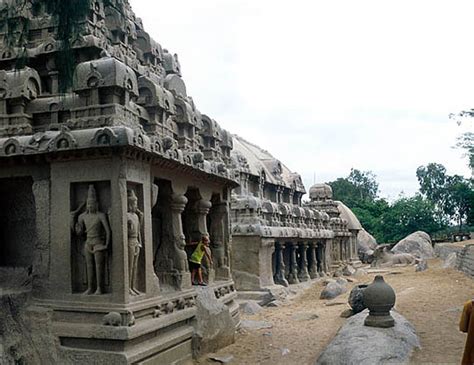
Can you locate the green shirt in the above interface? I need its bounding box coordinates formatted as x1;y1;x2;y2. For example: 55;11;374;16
190;242;206;264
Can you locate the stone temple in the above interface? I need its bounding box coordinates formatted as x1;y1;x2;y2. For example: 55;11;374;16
0;1;361;364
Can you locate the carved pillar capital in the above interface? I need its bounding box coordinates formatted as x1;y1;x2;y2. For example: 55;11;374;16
170;193;187;212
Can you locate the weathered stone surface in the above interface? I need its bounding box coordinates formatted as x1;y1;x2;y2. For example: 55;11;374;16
0;292;65;365
348;284;368;314
342;265;356;276
316;310;420;365
415;259;428;272
193;287;236;356
320;282;347;300
239;301;262;316
340;308;354;318
443;252;458;269
240;320;273;330
353;268;368;278
358;229;378;263
392;231;434;259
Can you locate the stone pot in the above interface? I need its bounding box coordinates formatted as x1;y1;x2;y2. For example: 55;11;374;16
362;275;396;328
348;284;368;314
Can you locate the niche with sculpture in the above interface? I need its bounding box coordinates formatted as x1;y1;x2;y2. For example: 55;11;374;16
70;182;112;295
126;183;145;296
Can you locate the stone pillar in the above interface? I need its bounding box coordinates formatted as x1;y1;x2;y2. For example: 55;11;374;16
209;202;230;279
308;242;318;279
273;242;289;287
196;199;214;283
170;193;191;289
297;242;310;282
286;242;300;285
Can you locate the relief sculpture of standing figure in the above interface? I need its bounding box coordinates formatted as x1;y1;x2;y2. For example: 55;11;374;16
74;185;111;295
127;189;143;296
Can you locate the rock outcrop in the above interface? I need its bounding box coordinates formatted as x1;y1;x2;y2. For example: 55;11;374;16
316;310;420;365
320;281;347;300
193;287;236;356
392;231;434;259
358;229;377;263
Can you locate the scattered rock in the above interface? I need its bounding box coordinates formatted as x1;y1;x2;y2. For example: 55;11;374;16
333;270;343;278
281;348;290;356
320;282;347;300
443;253;457;269
209;354;234;364
358;230;378;263
415;259;428;272
291;312;319;321
353;268;368;278
262;331;272;336
316;310;420;365
325;301;346;307
392;231;434;259
343;265;356;276
348;284;368;314
240;320;273;330
239;301;262;315
346;277;357;283
336;277;348;286
340;308;353;318
322;278;336;286
266;300;284;308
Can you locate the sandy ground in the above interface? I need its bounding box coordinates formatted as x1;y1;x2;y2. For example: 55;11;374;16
196;258;474;365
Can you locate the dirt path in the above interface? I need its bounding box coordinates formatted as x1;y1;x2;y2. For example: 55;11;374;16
197;259;474;365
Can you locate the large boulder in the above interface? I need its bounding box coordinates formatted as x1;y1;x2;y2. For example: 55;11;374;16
320;281;347;300
316;310;420;365
193;287;235;356
358;230;377;263
392;231;434;259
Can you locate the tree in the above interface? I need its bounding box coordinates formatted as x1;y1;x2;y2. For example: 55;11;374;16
444;175;473;230
416;163;448;205
379;195;444;243
328;168;379;208
347;169;379;201
456;132;474;171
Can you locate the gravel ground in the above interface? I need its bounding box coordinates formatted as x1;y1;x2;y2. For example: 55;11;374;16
196;258;474;365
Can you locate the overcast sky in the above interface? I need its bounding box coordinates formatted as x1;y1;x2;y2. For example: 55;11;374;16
130;0;473;200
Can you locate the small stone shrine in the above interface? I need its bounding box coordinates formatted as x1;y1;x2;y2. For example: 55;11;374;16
0;0;238;363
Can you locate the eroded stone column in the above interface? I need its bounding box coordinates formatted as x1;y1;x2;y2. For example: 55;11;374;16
298;242;310;282
209;202;230;279
308;242;318;279
287;242;300;285
273;242;289;287
170;193;191;289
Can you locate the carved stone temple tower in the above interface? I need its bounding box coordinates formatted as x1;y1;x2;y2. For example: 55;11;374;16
0;0;238;363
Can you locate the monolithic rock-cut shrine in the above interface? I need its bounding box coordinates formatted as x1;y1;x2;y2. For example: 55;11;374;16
0;0;373;364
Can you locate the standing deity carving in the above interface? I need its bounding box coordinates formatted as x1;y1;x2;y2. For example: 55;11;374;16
127;189;143;296
73;185;111;295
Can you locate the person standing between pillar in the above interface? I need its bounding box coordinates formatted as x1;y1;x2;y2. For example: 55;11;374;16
188;234;213;286
460;299;474;365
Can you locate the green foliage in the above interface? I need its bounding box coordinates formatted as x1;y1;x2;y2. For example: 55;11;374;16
328;168;378;207
328;168;447;243
456;132;474;170
417;163;473;230
378;195;445;243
